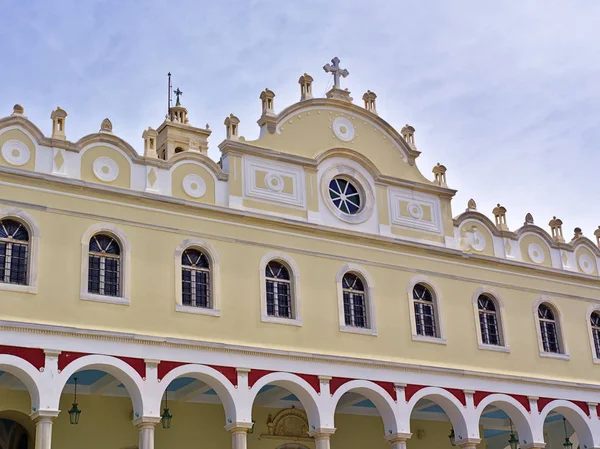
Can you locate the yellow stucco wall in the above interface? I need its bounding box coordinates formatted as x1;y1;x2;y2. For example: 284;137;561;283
0;129;36;171
80;145;131;189
171;163;216;204
0;174;599;385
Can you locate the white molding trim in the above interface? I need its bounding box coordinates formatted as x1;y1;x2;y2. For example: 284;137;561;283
80;223;131;304
320;165;375;224
532;296;569;358
174;238;221;314
586;304;600;364
471;287;510;352
335;263;377;335
406;275;445;342
0;207;41;294
259;252;302;326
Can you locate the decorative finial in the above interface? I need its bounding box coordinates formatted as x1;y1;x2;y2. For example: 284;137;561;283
224;113;240;140
174;87;183;106
432;163;447;186
524;213;534;225
594;226;600;247
298;73;314;101
492;204;509;231
467;199;477;211
12;104;24;116
573;227;583;239
549;216;565;243
323;57;349;90
206;123;210;130
401;124;416;147
362;90;378;115
100;118;113;133
50;106;68;140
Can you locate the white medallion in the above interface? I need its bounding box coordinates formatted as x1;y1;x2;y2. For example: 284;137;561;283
1;140;30;166
265;172;285;193
528;243;545;264
332;117;355;142
92;157;119;182
406;201;424;220
471;231;487;252
182;174;206;198
578;254;595;274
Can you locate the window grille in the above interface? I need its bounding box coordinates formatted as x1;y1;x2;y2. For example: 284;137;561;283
342;273;368;328
328;177;361;215
88;234;121;297
478;295;501;346
538;304;560;353
0;219;29;285
265;261;292;318
182;248;211;308
413;283;437;337
591;312;600;359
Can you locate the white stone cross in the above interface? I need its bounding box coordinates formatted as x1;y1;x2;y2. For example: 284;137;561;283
323;57;349;89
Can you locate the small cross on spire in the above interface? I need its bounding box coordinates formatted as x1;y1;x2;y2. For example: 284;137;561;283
323;57;349;90
174;88;183;106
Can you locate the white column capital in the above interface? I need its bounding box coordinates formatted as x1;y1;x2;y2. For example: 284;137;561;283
521;443;546;449
133;416;161;428
308;427;336;439
144;359;160;367
236;367;251;374
43;349;61;358
31;410;60;422
225;421;253;432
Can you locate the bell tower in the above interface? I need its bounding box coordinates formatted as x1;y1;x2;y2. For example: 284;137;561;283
155;75;211;160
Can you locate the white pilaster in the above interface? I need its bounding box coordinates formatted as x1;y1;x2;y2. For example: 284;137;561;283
309;428;336;449
134;417;160;449
31;411;59;449
227;423;253;449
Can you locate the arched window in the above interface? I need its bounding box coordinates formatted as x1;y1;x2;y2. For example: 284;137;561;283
265;261;292;319
591;312;600;359
88;234;121;297
478;294;500;346
0;219;29;285
538;304;560;353
413;283;437;337
342;273;368;328
181;248;211;308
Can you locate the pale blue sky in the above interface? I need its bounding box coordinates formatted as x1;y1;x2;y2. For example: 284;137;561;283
2;1;599;236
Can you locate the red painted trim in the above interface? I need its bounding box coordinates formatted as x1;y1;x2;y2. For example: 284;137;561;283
446;388;466;406
597;405;600;419
248;369;273;387
295;373;320;394
116;356;146;379
404;384;426;402
58;351;145;378
509;394;531;412
374;381;397;401
58;351;88;371
329;377;353;395
473;391;493;407
157;361;186;381
573;400;590;417
0;345;45;371
537;397;554;412
207;365;237;387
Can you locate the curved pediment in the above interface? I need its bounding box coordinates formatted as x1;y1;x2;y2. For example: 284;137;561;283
246;99;431;185
77;133;141;162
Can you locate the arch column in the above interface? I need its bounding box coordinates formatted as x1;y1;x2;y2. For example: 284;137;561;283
385;433;411;449
309;428;336;449
31;410;59;449
226;423;253;449
134;417;160;449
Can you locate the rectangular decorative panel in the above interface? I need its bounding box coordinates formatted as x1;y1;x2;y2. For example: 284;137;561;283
243;156;306;208
388;187;443;235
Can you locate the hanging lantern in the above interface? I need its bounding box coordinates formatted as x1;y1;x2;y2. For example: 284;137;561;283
508;420;519;449
161;390;172;429
68;377;81;425
562;418;573;449
448;427;456;446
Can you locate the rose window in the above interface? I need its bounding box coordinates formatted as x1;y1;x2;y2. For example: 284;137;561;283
328;177;361;215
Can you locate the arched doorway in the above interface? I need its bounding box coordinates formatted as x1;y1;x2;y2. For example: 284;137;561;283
0;419;30;449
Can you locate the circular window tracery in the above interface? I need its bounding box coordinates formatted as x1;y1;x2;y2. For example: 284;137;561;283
328;177;362;215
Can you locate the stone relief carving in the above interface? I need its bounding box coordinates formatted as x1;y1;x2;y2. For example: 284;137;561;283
261;407;311;441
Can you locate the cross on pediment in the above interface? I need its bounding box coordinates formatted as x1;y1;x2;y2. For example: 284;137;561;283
323;57;349;89
174;88;183;106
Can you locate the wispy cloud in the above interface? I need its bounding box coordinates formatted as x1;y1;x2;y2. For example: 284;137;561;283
1;0;599;235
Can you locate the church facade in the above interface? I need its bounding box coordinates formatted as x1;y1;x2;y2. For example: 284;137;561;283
0;59;599;449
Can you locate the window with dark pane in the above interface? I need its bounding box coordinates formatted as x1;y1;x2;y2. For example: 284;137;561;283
88;234;121;297
538;304;560;353
328;177;362;215
591;312;600;359
478;295;501;346
342;273;368;328
413;283;437;337
181;248;211;308
265;261;292;318
0;219;29;285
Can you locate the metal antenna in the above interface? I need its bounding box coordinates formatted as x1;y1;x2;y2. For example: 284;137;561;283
167;72;172;115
